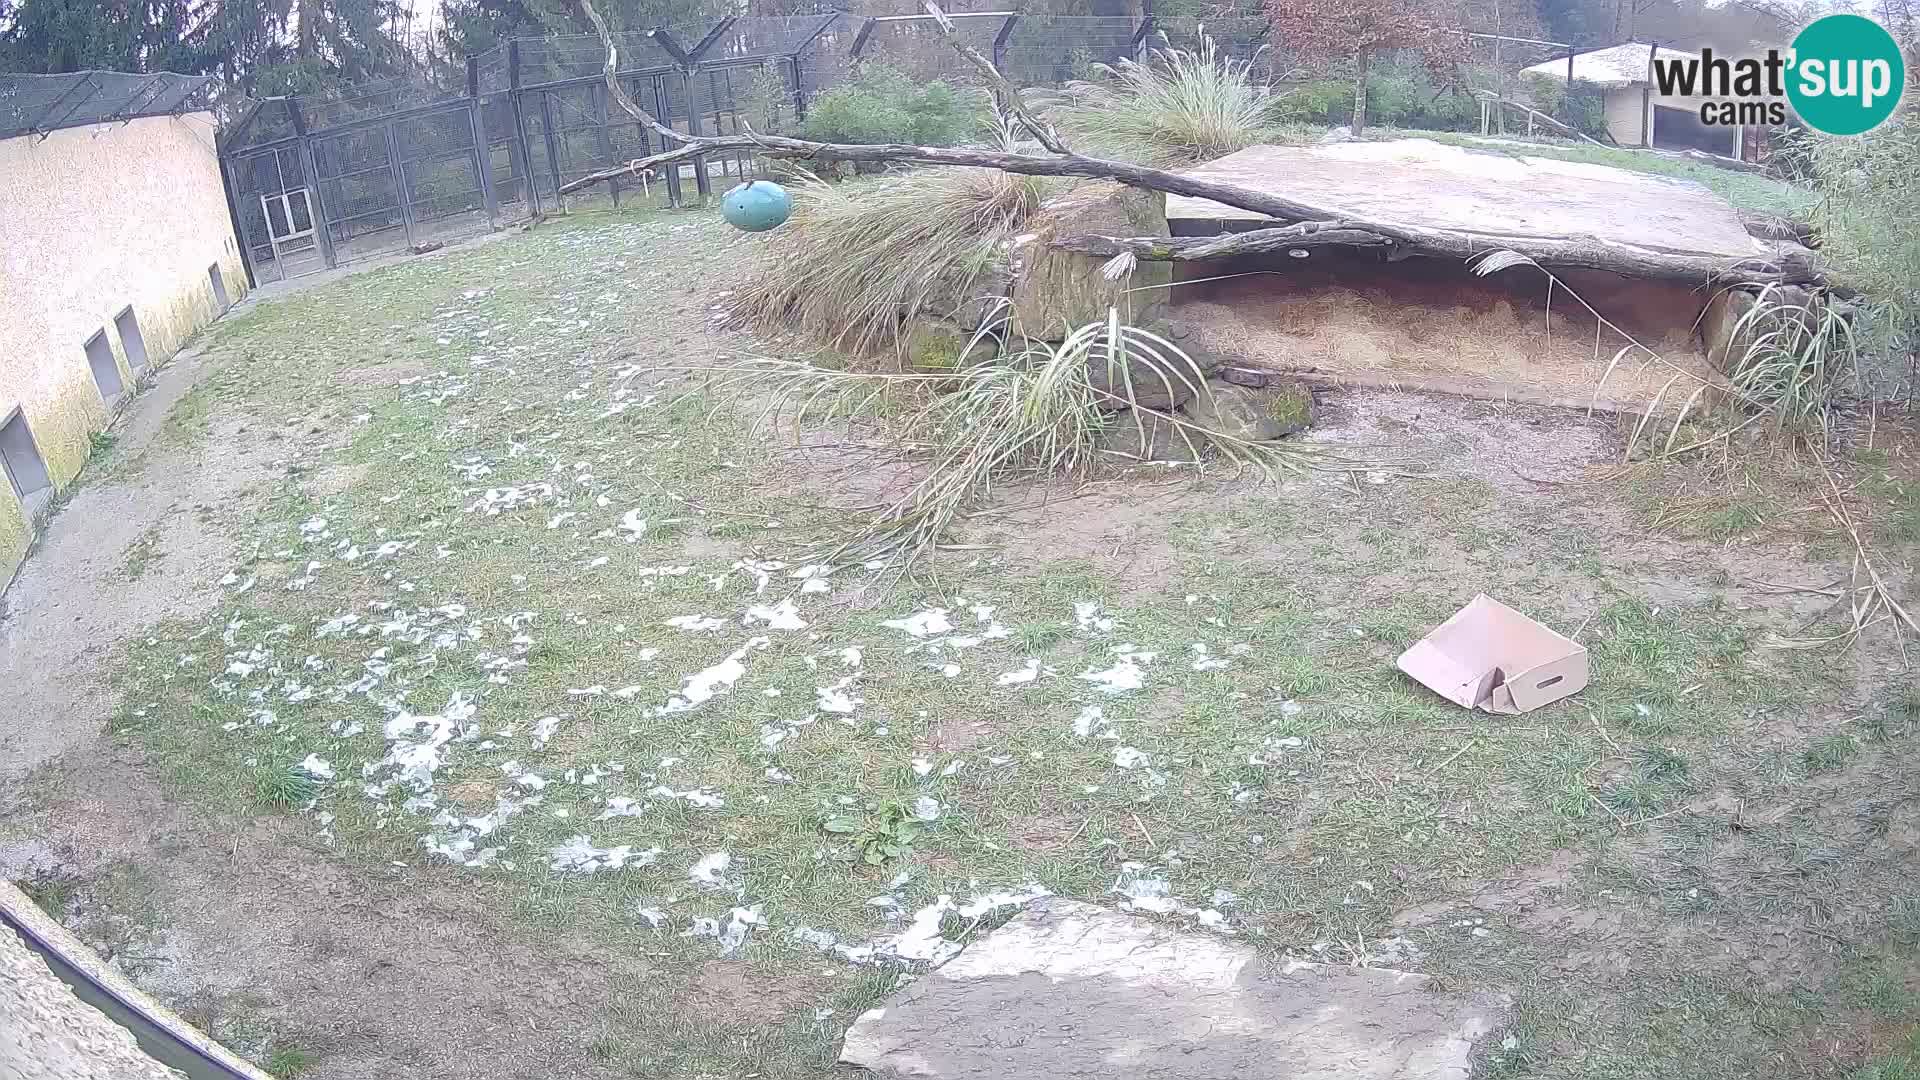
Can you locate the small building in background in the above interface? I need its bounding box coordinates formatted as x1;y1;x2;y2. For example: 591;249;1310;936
1522;42;1756;160
0;70;247;590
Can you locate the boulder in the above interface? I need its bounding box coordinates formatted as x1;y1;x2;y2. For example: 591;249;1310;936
1009;182;1172;339
1180;379;1313;441
840;898;1510;1080
904;319;999;373
1699;285;1815;375
1085;348;1214;411
926;255;1016;332
1096;409;1203;463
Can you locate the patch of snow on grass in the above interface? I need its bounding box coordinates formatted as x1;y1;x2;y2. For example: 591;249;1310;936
1080;646;1155;693
659;637;766;713
816;675;861;715
882;608;953;638
550;836;661;873
743;598;806;631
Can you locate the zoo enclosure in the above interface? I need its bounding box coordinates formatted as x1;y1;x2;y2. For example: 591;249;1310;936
215;12;1583;284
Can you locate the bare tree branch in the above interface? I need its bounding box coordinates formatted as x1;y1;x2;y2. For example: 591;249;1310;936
574;0;683;146
922;1;1073;154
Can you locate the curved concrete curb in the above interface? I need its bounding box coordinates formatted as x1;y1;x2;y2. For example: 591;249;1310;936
0;879;276;1080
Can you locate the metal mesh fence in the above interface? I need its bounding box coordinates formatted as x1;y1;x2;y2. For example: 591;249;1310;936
0;70;215;140
998;16;1138;87
855;15;1005;85
215;13;1583;285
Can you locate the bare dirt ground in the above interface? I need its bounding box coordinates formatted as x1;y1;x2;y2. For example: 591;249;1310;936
1;208;1915;1079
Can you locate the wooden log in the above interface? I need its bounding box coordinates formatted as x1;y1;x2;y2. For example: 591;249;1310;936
1051;225;1827;288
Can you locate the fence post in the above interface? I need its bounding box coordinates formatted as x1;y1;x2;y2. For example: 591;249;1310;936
285;99;338;269
1128;15;1157;61
651;30;711;201
788;57;806;121
381;121;419;250
682;69;711;199
590;80;620;208
1565;48;1576;127
787;11;844;116
217;152;260;290
508;41;542;217
654;78;684;206
850;18;878;59
992;13;1020;74
467;57;500;230
538;90;568;212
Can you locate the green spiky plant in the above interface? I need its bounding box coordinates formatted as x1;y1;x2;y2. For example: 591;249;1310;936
1708;283;1861;443
1041;36;1287;165
1467;251;1860;456
734;99;1057;360
709;309;1346;568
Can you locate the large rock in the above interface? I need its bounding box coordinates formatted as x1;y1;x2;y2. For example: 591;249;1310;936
1181;380;1314;440
904;318;1000;373
1096;409;1203;463
1009;182;1172;339
1699;285;1814;375
840;898;1509;1079
926;256;1016;333
1086;348;1214;411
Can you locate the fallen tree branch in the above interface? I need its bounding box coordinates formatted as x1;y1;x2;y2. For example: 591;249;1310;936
1054;225;1827;287
562;0;1826;289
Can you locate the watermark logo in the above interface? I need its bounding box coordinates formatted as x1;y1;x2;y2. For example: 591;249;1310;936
1650;14;1906;136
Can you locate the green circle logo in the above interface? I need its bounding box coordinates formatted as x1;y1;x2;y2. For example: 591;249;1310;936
1787;14;1906;135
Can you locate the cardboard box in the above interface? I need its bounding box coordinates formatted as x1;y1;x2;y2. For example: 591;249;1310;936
1396;595;1588;714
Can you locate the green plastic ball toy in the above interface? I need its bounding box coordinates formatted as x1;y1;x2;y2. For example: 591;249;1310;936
721;180;791;233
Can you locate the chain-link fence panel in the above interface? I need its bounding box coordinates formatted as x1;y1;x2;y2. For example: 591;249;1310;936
997;15;1140;88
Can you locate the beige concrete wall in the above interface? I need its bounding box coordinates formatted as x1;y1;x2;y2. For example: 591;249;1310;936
0;111;247;587
1603;86;1742;154
1603;87;1649;145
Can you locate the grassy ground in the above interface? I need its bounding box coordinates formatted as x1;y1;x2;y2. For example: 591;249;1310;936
72;204;1920;1078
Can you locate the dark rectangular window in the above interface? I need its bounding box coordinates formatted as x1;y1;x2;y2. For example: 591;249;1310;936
0;409;53;521
114;306;150;372
84;330;123;404
209;264;229;310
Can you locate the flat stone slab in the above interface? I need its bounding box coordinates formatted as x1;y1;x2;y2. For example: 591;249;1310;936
1167;139;1764;259
840;898;1508;1079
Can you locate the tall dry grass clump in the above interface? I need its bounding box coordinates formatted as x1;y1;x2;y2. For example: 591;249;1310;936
714;310;1343;567
731;165;1055;358
1043;37;1284;165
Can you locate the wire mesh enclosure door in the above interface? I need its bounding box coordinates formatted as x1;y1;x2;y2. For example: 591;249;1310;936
227;145;326;282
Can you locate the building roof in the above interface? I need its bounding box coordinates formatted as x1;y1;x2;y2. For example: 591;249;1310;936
0;70;216;141
1520;43;1696;89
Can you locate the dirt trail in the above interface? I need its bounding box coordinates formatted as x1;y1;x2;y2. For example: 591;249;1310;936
0;294;639;1080
0;343;255;777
